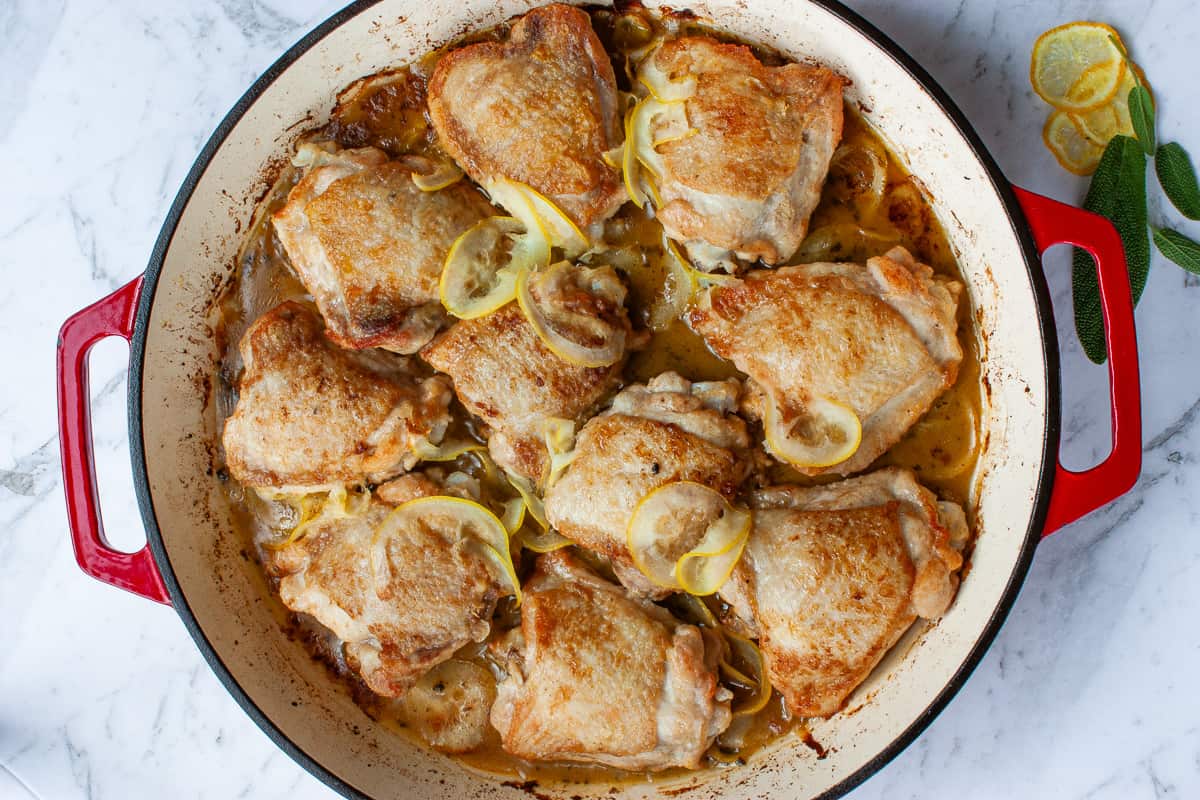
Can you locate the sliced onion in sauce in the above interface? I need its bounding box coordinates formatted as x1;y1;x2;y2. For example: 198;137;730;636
762;393;863;469
828;139;888;213
626;481;751;595
722;632;772;717
410;158;466;192
516;263;627;368
411;438;486;462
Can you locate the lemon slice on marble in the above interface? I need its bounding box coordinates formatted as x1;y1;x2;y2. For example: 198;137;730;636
1030;22;1125;111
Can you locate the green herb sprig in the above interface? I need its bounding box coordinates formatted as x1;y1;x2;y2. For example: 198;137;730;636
1073;37;1200;363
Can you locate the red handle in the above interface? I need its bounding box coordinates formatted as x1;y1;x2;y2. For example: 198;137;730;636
57;276;171;604
1013;187;1142;536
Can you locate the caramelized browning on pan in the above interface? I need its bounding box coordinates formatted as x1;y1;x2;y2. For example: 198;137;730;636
213;2;984;787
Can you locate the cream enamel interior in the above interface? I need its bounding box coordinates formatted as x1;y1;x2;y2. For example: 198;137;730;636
136;1;1049;798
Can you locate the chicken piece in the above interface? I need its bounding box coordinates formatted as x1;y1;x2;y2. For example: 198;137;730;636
427;4;625;231
544;373;749;596
490;551;731;769
686;247;962;476
222;302;452;491
718;467;968;718
639;37;845;270
421;262;633;483
265;496;507;698
272;142;494;353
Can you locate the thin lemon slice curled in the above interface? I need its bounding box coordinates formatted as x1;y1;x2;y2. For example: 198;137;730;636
440;217;545;319
411;159;465;191
263;485;370;551
1043;110;1104;175
373;496;521;604
519;527;573;553
627;481;751;595
505;470;548;530
486;177;588;257
1030;22;1125;112
541;417;577;487
763;394;863;469
516;264;627;368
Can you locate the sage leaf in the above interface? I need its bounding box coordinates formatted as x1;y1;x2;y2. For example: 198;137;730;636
1152;227;1200;274
1073;135;1148;364
1128;85;1156;155
1155;142;1200;219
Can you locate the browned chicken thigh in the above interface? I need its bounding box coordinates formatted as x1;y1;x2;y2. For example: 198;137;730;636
544;372;749;596
687;246;962;476
428;4;625;231
637;37;845;270
266;488;508;698
421;265;633;484
490;550;731;770
272;142;494;353
221;302;452;490
718;467;968;717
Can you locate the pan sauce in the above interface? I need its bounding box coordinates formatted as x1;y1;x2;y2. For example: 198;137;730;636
213;3;983;787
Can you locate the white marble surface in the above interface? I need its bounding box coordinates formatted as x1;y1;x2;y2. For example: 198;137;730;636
1;0;1198;797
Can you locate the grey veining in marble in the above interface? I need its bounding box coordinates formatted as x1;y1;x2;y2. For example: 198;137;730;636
1;1;1197;798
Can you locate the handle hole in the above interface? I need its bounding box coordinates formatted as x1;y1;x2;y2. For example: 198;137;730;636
88;337;147;555
1043;243;1115;471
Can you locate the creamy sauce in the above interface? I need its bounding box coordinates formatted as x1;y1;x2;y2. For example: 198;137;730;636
213;4;983;787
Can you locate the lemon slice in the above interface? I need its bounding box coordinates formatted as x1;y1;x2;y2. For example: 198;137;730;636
1069;64;1149;145
665;235;739;288
500;497;526;534
638;55;697;103
763;394;863;469
721;632;772;717
411;159;465;191
627;481;751;595
485;177;588;257
372;496;521;604
519;527;573;553
1030;22;1125;111
504;470;548;529
411;438;485;462
622;101;651;209
516;263;627;368
263;485;371;550
1043;110;1105;175
541;417;577;487
440;216;546;319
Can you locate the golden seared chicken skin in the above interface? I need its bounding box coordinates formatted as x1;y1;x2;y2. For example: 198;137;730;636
221;302;452;491
272;142;495;353
265;479;509;698
718;467;968;717
490;550;731;770
428;4;626;231
421;264;634;485
638;37;845;270
544;372;749;596
687;246;962;476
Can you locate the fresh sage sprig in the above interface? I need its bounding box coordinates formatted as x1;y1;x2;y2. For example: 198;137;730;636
1155;142;1200;219
1072;39;1200;363
1152;228;1200;273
